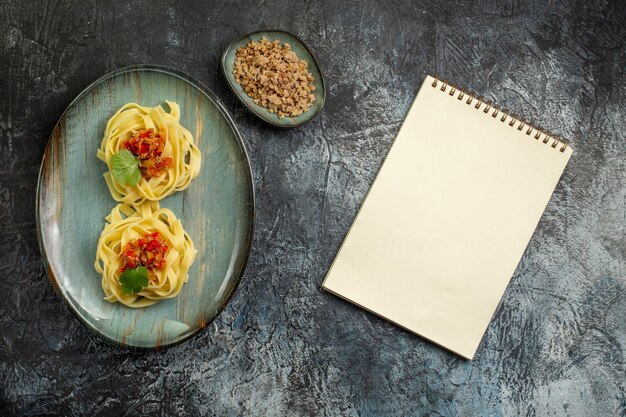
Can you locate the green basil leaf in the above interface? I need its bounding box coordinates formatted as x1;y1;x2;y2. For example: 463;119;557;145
118;265;149;295
111;149;141;186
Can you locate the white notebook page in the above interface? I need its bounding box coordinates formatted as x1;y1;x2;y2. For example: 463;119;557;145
323;75;573;359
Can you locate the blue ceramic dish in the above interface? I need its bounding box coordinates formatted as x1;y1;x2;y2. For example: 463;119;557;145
221;30;326;127
36;65;255;349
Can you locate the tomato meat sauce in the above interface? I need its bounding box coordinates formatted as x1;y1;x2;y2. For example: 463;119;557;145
123;128;173;179
119;231;169;281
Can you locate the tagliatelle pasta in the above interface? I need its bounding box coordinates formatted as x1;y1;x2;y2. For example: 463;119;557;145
95;202;197;308
97;101;201;205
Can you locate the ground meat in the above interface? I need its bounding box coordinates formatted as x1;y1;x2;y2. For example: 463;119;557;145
123;128;173;179
119;231;169;282
233;37;316;118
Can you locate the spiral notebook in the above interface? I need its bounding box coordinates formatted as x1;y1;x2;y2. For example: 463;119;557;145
322;75;573;359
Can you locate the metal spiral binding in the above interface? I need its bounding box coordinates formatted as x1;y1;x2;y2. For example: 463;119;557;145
431;75;569;152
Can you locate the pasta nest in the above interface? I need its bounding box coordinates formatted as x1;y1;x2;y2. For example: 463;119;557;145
95;202;197;308
97;101;201;204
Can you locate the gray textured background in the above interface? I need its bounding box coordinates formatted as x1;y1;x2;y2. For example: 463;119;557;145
1;0;625;416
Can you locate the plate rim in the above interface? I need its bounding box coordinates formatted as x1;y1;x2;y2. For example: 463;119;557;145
221;29;327;128
35;64;256;350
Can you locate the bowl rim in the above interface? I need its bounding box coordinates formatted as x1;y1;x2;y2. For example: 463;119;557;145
221;29;327;128
35;64;257;350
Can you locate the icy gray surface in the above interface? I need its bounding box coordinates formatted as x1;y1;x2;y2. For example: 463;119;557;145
0;0;624;416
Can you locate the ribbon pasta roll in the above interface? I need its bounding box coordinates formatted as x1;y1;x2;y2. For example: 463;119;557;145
97;101;201;205
95;202;197;308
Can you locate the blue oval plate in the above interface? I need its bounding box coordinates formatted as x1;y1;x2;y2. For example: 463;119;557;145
221;30;326;127
36;65;255;349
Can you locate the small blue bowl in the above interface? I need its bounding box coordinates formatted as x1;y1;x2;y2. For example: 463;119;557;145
221;30;326;128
